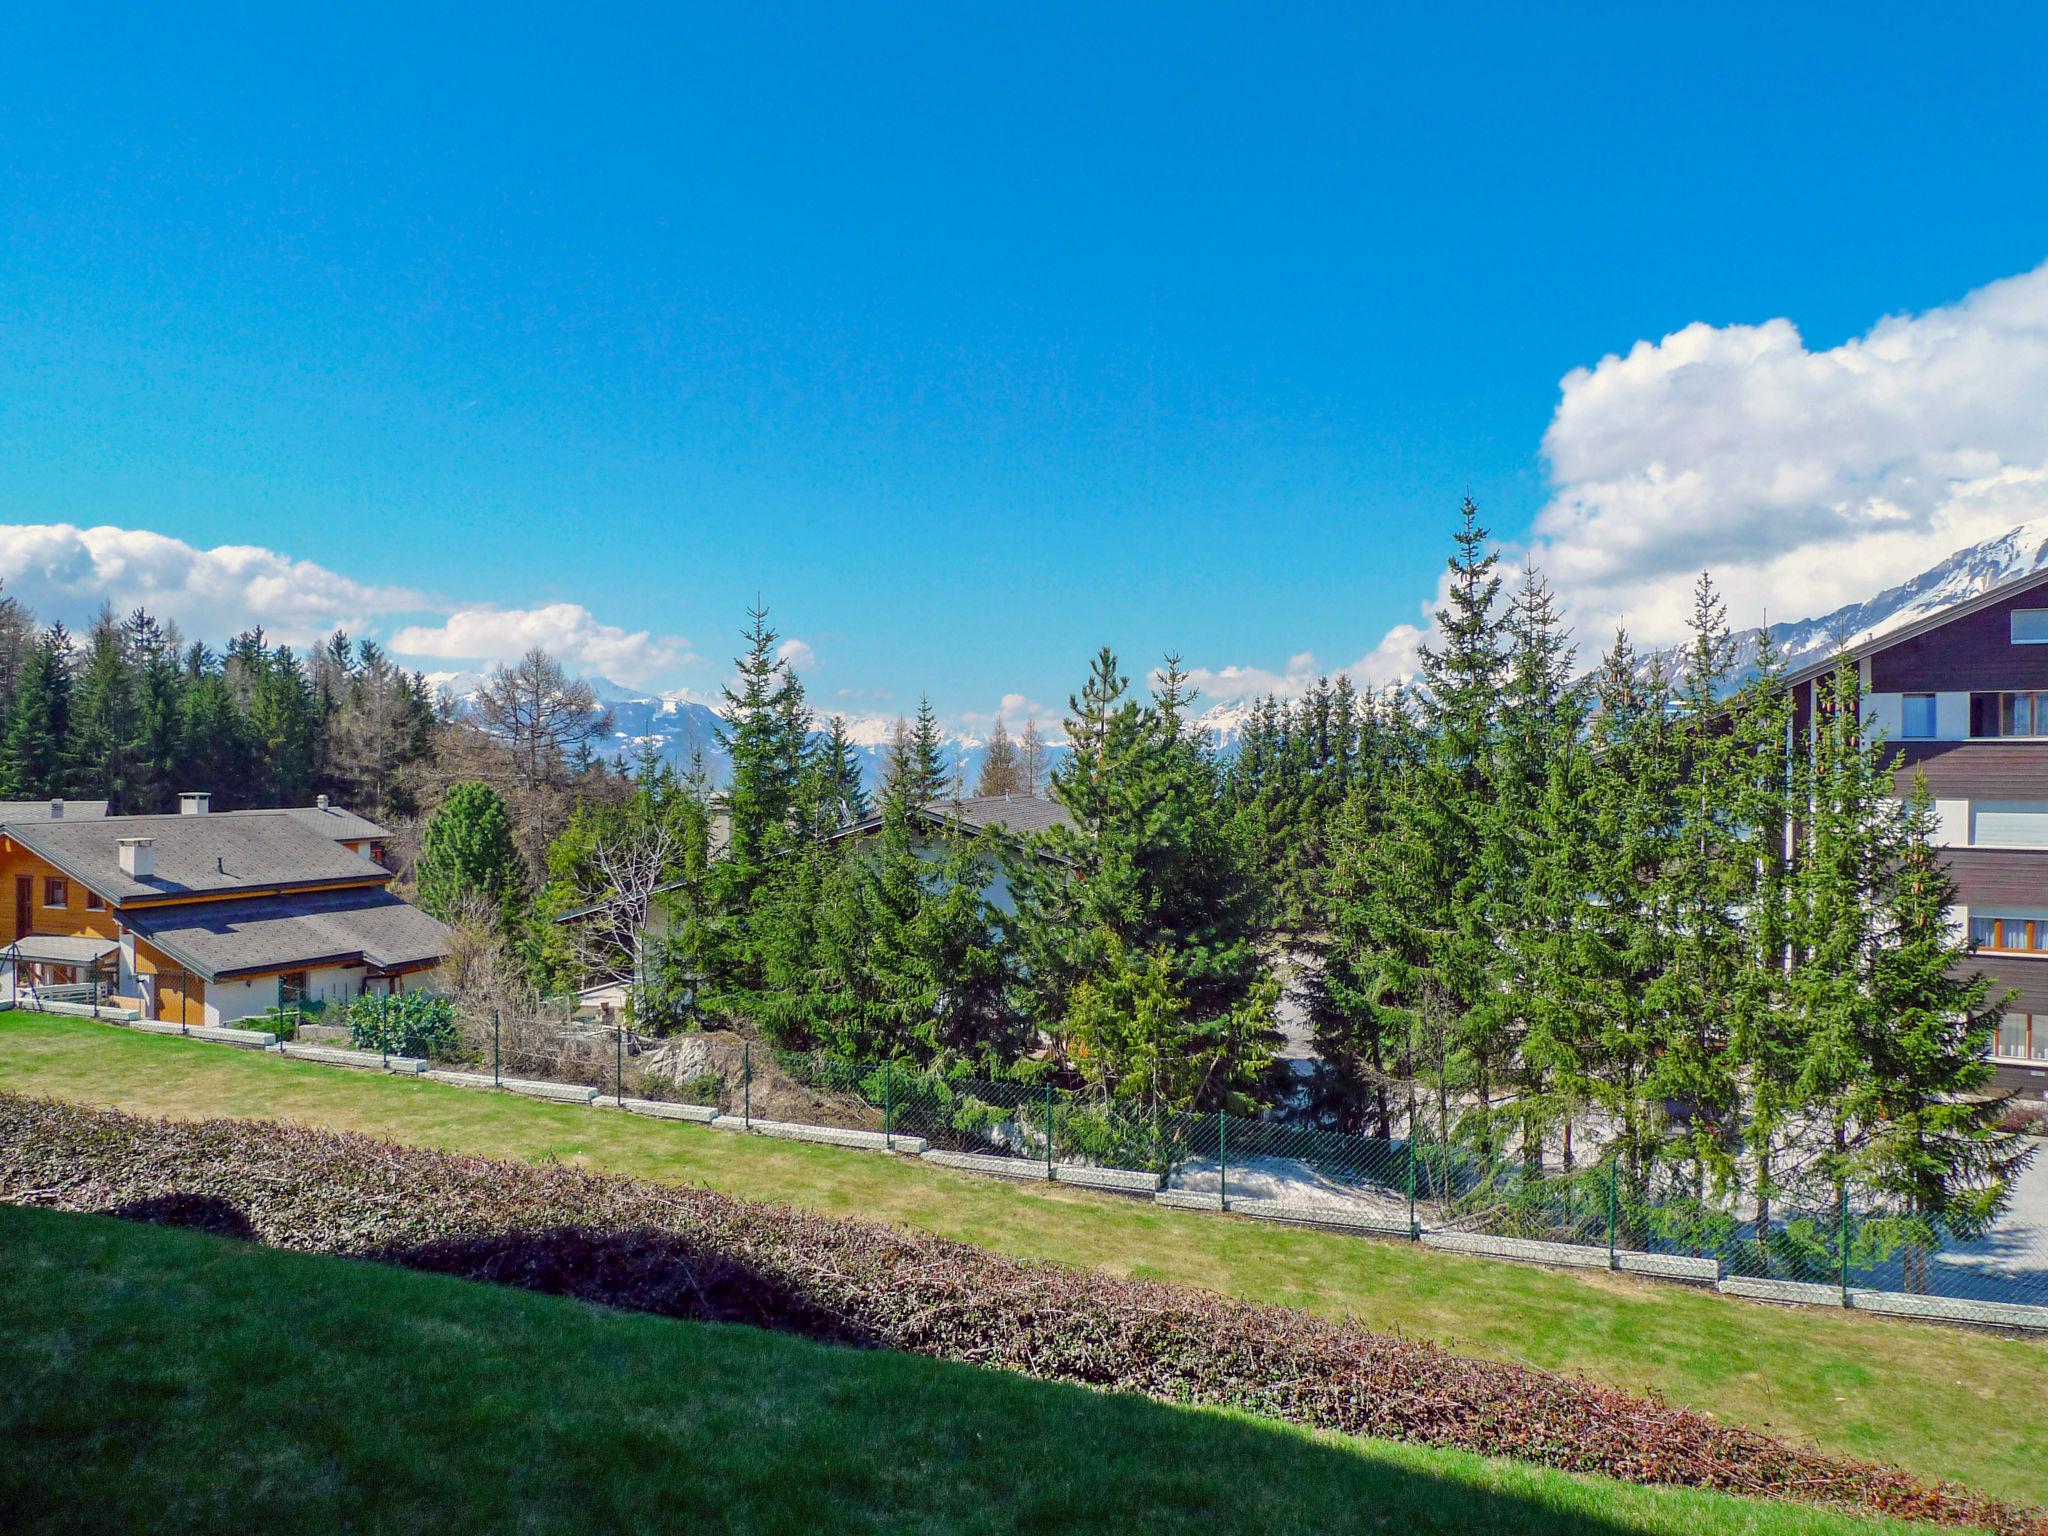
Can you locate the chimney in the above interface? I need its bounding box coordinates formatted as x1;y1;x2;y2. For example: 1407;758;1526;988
118;837;155;880
316;794;330;811
49;798;62;819
179;792;211;816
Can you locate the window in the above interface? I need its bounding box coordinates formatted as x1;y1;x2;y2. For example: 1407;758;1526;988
83;890;104;911
1970;691;2048;737
1971;802;2048;848
1970;916;2048;952
1901;693;1937;739
41;877;66;908
279;972;309;1007
2012;609;2048;644
1995;1013;2048;1063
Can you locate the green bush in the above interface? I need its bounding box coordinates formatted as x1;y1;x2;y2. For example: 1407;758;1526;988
346;993;458;1060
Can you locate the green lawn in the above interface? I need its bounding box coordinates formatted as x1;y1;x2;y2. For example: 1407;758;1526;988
2;1010;2042;1511
0;1202;1985;1536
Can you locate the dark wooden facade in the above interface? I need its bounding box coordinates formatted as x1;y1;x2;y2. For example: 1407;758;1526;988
1869;584;2048;692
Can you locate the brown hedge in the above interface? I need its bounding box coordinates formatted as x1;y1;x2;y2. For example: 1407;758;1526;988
0;1092;2038;1536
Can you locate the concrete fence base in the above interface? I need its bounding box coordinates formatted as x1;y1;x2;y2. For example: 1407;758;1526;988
1052;1163;1159;1196
426;1069;599;1104
1615;1250;1721;1283
920;1149;1051;1181
1847;1287;2048;1332
277;1042;427;1074
1423;1230;1614;1272
612;1098;721;1124
1225;1194;1416;1238
1717;1275;1844;1308
711;1116;929;1156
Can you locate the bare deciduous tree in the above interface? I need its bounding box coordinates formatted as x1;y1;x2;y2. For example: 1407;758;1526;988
474;647;613;788
565;816;689;988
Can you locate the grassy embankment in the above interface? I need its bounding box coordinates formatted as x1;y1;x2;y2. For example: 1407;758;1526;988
0;1202;1997;1536
1;1009;2041;1509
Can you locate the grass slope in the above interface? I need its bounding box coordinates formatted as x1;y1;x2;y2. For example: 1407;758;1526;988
2;1010;2042;1508
0;1202;1981;1536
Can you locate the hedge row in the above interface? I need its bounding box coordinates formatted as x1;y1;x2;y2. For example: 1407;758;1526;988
1;1092;2039;1536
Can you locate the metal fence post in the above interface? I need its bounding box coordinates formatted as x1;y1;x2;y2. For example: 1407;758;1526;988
615;1024;624;1106
1218;1105;1229;1211
1406;1129;1418;1238
1839;1186;1852;1308
883;1059;893;1150
179;968;189;1035
1607;1158;1619;1267
492;1008;501;1086
1044;1080;1055;1181
743;1042;752;1129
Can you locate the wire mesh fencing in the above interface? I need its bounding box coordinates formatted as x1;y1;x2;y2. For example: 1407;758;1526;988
347;1010;2048;1317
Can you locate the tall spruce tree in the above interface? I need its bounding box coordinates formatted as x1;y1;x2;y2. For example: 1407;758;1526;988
975;716;1024;797
1007;646;1277;1109
0;624;75;799
1861;771;2036;1290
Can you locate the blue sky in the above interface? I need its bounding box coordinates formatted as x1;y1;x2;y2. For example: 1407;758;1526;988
5;5;2048;729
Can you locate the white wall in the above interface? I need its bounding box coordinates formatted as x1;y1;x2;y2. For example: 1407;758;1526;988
205;964;370;1025
1932;798;1970;847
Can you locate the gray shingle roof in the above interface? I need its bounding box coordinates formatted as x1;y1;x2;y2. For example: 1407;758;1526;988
5;933;118;965
0;800;109;820
123;887;451;981
1;811;387;903
824;793;1077;845
230;804;390;842
942;795;1076;837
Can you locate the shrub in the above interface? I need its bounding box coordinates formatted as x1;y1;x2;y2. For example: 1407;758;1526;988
0;1094;2039;1536
346;993;458;1059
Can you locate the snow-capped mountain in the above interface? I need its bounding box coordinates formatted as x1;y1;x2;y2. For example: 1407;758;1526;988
1638;520;2048;690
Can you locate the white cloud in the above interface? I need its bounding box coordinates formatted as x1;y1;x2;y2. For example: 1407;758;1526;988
389;603;693;687
1528;257;2048;647
1175;627;1426;705
777;637;817;672
0;522;419;644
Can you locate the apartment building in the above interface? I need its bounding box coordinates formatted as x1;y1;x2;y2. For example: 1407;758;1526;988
1786;568;2048;1098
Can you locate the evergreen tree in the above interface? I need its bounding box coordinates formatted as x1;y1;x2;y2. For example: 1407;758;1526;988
0;624;75;799
1018;717;1048;795
70;610;139;807
128;610;184;811
1008;646;1277;1109
885;695;948;809
1860;771;2037;1290
1646;574;1746;1199
417;780;528;924
975;716;1024;797
810;714;871;825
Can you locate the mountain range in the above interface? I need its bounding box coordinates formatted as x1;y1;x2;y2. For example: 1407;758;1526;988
441;521;2048;787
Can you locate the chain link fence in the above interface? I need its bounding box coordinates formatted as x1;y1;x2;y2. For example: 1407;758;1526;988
125;994;2048;1323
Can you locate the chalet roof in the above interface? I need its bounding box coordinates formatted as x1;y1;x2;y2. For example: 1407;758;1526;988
0;810;388;904
828;794;1077;844
123;886;451;981
5;933;119;966
0;800;109;820
231;804;390;842
1779;563;2048;691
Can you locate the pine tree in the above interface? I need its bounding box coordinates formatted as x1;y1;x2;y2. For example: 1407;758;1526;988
975;716;1024;797
1018;717;1048;796
71;610;139;807
1581;628;1679;1214
417;780;527;924
1860;772;2037;1290
0;624;75;799
128;610;184;811
1646;572;1746;1202
885;696;948;809
1008;647;1278;1110
810;714;871;825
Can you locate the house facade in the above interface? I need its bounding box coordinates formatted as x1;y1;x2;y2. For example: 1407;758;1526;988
0;792;447;1027
1786;568;2048;1099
